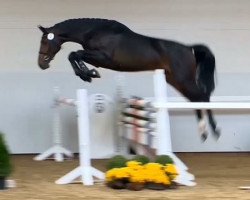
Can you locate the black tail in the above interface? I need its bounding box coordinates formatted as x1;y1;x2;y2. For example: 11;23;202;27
192;45;220;140
192;45;216;96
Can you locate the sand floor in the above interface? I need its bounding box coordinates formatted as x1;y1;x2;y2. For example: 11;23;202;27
1;153;250;200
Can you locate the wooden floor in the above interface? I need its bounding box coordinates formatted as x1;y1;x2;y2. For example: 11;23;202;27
1;153;250;200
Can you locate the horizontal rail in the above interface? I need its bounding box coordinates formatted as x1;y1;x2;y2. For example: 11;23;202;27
56;98;77;107
167;96;250;102
146;96;250;102
154;102;250;109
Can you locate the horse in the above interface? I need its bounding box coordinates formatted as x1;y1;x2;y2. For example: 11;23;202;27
37;18;220;141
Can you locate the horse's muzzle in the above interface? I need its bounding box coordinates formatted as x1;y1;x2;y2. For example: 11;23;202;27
38;55;50;70
39;64;49;70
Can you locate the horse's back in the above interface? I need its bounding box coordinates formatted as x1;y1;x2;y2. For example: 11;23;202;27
86;27;165;70
113;33;163;65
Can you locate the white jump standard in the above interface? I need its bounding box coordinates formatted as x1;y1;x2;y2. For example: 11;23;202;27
33;88;73;162
153;70;196;186
118;70;196;187
55;89;105;185
152;70;250;186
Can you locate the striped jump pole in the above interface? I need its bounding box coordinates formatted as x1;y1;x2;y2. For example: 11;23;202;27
118;70;196;186
121;97;157;156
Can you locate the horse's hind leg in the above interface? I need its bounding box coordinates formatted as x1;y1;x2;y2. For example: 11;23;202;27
206;109;220;139
196;109;208;141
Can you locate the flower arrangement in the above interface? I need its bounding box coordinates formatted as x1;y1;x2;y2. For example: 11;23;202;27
106;155;178;191
0;133;12;190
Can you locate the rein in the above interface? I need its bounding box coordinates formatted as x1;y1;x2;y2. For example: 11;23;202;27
39;51;47;55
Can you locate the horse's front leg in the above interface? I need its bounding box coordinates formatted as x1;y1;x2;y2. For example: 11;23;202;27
68;51;100;82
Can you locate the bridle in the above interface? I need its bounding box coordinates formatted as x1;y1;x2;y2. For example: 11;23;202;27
39;34;61;61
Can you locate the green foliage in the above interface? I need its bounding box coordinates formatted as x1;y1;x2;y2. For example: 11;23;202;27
154;155;174;165
106;155;128;170
0;133;12;177
132;155;150;165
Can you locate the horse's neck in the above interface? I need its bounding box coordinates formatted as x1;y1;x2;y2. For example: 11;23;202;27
58;20;97;45
60;30;87;45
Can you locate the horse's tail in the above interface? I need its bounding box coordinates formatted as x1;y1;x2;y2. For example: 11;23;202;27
191;44;216;96
191;45;220;140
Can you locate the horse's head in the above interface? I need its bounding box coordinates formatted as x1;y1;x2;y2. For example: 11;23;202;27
38;25;63;69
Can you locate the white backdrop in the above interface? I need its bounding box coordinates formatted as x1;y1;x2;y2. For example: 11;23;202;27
0;72;250;158
1;0;250;73
0;0;250;157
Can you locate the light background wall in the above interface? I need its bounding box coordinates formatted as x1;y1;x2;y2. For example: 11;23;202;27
0;0;250;158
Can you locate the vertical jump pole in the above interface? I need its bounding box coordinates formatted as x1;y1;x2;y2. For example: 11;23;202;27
153;70;172;154
56;89;105;185
153;69;196;186
115;74;128;155
77;89;92;185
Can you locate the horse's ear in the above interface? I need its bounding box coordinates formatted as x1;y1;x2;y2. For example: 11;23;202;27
38;25;48;34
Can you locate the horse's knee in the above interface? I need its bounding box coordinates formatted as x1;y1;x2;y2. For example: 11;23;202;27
68;52;78;61
76;50;84;55
68;51;85;62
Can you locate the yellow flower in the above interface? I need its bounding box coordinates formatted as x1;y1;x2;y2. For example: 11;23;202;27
105;167;130;182
164;164;178;180
105;161;178;186
144;163;163;171
165;164;178;175
142;163;171;185
127;160;141;166
129;169;146;183
126;160;144;171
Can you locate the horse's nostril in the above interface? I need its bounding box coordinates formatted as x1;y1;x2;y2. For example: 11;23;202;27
44;55;50;61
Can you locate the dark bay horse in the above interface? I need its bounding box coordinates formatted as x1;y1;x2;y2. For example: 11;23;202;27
38;18;219;141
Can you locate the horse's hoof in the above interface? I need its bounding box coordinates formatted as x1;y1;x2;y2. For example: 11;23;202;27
85;76;92;82
88;69;100;78
201;132;208;142
79;74;92;82
213;127;221;140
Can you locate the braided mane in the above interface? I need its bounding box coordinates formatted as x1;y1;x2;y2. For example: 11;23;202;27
53;18;126;30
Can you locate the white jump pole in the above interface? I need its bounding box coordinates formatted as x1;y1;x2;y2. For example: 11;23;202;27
154;102;250;109
33;87;73;162
154;69;196;186
153;70;172;154
56;89;105;185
